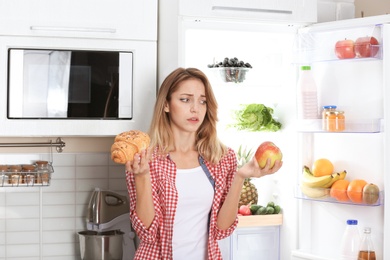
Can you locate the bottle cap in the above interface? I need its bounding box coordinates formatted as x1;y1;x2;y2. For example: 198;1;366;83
347;219;358;225
301;65;311;70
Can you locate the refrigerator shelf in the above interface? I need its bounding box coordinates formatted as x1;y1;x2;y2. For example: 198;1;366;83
294;184;384;207
296;118;383;133
293;45;382;64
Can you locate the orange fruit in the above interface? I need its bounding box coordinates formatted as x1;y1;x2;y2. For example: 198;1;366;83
312;158;334;177
347;179;367;203
330;179;350;201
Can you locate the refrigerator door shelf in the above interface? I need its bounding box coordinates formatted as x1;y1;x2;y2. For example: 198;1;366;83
294;184;384;207
291;250;333;260
296;118;383;133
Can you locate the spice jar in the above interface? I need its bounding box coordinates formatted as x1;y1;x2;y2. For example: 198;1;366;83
322;105;337;130
22;164;36;186
9;165;22;185
0;165;9;185
36;161;50;185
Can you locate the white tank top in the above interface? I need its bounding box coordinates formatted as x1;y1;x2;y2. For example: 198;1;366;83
172;166;214;260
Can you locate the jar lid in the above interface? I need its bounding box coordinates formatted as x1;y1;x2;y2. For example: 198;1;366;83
9;165;22;170
36;160;49;166
347;219;358;225
22;164;36;171
0;165;8;171
322;105;337;109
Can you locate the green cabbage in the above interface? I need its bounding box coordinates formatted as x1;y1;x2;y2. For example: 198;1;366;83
231;103;282;132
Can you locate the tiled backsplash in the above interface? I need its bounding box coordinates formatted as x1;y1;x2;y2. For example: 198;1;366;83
0;152;127;260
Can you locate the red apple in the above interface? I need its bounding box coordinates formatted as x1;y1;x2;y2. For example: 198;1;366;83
238;205;251;216
254;141;283;169
355;36;379;58
335;39;356;59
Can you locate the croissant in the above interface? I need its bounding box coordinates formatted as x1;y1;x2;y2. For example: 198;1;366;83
111;130;150;164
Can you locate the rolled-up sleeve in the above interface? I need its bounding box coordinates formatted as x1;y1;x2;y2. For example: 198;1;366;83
125;170;161;243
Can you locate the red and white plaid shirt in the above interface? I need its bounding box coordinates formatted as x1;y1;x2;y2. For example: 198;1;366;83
126;147;239;260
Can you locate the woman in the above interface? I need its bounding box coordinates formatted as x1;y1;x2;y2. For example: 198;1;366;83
125;67;282;259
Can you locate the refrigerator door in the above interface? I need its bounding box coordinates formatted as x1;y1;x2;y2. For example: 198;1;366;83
293;15;390;260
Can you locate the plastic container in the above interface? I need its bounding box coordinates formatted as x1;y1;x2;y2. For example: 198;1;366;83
297;65;319;119
358;227;376;260
339;219;360;260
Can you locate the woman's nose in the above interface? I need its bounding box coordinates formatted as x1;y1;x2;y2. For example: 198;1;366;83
190;103;198;112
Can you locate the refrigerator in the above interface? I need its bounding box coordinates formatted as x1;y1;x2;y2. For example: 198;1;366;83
170;13;390;260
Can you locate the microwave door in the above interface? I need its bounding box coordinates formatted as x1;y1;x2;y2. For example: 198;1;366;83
8;50;71;118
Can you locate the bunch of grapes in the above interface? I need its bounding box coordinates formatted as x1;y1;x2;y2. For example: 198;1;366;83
208;57;252;68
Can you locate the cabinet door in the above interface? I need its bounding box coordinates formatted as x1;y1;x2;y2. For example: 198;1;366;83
0;0;157;40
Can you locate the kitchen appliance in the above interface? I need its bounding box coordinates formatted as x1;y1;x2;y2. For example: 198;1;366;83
160;2;389;259
8;48;133;120
78;188;136;260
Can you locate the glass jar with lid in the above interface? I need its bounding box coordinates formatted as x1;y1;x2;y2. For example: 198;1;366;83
36;161;50;185
22;164;36;186
0;165;9;185
9;165;22;185
326;110;345;132
322;105;337;130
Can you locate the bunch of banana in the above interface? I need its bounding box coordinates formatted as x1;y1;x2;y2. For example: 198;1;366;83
300;165;347;198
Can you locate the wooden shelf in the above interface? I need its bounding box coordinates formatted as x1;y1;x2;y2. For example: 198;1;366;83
237;214;283;228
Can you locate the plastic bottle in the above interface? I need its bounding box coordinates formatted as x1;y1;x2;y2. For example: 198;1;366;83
358;227;376;260
297;65;319;120
339;219;360;260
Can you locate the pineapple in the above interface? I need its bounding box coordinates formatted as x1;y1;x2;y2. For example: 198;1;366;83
237;145;258;207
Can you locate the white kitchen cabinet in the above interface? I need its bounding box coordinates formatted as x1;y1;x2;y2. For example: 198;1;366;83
0;0;157;41
219;215;282;260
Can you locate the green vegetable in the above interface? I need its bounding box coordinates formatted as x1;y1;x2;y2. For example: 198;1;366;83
255;206;267;215
250;204;261;214
266;206;275;214
231;104;282;132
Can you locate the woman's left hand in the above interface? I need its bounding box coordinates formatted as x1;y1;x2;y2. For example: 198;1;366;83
238;157;283;179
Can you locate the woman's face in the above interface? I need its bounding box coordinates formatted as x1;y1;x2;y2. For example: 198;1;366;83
164;78;207;133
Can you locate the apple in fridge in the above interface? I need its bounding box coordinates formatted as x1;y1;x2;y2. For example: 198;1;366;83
354;36;379;58
335;39;356;59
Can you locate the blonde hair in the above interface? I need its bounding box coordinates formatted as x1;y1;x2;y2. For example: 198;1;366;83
148;67;227;164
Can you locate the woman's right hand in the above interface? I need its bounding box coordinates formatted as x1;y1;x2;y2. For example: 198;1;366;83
125;147;153;175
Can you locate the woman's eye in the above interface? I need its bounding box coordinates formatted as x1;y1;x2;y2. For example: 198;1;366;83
180;98;189;102
200;100;207;105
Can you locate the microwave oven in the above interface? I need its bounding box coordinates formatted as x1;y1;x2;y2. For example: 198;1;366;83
8;48;133;119
0;36;157;136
